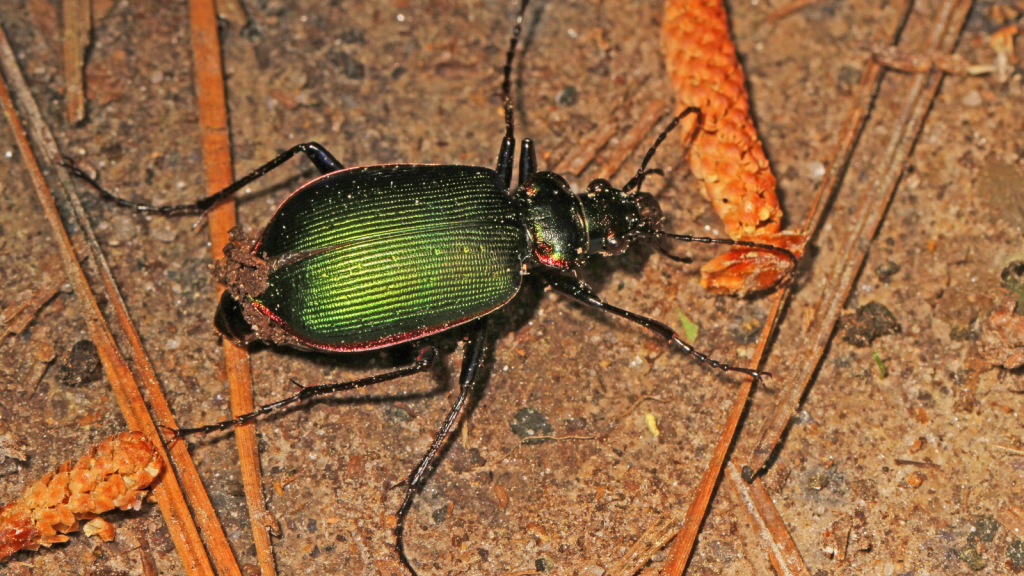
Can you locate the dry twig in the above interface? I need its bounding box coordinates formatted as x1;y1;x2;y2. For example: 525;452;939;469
997;504;1024;540
765;0;826;21
61;0;90;123
554;122;620;176
724;463;811;576
605;516;679;576
0;276;65;340
593;99;668;181
656;0;917;571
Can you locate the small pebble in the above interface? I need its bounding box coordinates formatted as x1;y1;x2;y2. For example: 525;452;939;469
958;544;985;570
807;471;830;491
510;407;553;445
903;471;924;488
875;260;901;281
842;302;901;347
556;85;578;107
805;161;826;181
962;90;983;108
1007;539;1024;569
56;340;102;387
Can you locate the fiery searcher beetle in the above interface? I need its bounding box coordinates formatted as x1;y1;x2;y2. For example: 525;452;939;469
69;0;797;572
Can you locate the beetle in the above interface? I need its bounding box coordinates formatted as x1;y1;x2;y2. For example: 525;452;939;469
69;0;796;571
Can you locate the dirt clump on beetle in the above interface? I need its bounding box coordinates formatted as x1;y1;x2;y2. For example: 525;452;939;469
214;227;299;347
215;227;269;300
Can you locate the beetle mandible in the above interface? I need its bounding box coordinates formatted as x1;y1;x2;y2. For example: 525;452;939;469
70;0;796;572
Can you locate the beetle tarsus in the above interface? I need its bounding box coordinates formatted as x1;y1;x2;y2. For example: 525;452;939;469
156;424;184;446
657;230;799;267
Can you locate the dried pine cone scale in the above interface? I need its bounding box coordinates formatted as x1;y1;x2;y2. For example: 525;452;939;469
0;431;161;561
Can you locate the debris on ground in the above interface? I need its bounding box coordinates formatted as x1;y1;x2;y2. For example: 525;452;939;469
841;302;901;347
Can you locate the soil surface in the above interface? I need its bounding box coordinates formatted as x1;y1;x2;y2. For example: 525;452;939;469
0;0;1022;574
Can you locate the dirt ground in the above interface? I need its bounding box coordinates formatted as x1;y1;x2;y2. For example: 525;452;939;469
0;0;1022;574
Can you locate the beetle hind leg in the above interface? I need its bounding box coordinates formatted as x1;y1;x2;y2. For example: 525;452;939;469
394;317;489;575
299;142;343;174
171;345;437;437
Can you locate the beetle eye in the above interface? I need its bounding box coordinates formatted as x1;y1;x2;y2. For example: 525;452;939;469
636;192;663;227
586;178;613;194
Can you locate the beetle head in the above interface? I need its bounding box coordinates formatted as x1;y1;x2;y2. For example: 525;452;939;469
579;178;663;257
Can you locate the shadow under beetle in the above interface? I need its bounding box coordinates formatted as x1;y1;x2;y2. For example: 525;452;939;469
72;0;796;572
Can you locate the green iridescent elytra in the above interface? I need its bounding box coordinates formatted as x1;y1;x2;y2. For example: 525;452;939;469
246;164;529;350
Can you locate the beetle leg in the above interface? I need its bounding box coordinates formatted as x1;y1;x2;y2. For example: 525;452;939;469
190;142;345;212
169;345;437;438
496;135;516;191
518;138;537;186
541;272;769;383
495;0;531;191
298;142;344;174
394;317;489;575
66;141;344;216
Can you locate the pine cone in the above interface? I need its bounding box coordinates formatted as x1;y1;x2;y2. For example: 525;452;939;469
0;431;161;561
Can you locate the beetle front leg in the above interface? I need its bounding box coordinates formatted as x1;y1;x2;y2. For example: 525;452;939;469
541;272;768;383
394;317;489;575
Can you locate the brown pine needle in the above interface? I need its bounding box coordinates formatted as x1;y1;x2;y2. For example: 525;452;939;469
0;22;219;574
743;0;975;477
187;0;277;574
61;0;90;123
606;516;680;576
724;463;811;576
658;0;917;572
593;99;668;181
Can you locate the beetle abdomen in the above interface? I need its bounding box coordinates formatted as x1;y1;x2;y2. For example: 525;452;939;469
251;165;527;350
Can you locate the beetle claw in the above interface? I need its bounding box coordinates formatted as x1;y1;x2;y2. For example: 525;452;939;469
156;424;184;445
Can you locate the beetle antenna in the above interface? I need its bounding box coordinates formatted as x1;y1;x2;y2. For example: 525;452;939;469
654;231;798;265
622;106;702;194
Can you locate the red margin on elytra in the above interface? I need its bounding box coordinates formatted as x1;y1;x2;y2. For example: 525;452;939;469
249;297;511;353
